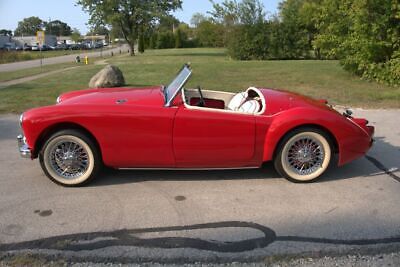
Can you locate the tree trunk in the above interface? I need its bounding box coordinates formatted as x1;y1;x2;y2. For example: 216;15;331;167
128;41;135;56
315;48;321;60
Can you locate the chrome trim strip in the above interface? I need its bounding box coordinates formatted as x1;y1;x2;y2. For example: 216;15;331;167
19;113;24;127
118;166;259;171
17;135;31;158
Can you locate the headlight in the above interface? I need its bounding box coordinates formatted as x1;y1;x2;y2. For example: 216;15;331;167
19;113;24;126
56;96;61;104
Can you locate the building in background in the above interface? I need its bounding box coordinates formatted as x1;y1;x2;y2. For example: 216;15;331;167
13;35;57;47
0;35;11;49
57;36;76;45
84;35;108;46
56;35;108;46
2;34;109;50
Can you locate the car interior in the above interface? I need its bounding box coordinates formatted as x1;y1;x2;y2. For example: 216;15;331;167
182;87;266;115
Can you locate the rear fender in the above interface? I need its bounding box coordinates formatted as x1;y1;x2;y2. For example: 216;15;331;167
262;108;342;164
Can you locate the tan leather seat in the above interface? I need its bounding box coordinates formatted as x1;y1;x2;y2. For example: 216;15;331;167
228;92;260;114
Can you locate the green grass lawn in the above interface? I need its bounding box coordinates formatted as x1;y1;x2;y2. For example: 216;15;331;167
0;62;80;82
0;48;399;113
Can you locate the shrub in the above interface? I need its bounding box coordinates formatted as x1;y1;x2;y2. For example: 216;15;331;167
156;31;175;49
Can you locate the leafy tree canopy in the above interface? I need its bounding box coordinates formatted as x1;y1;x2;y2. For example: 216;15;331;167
14;16;43;36
70;28;82;43
76;0;182;55
190;13;208;27
44;20;72;36
0;29;12;36
86;25;110;36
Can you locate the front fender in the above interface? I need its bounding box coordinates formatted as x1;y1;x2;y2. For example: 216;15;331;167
21;104;105;157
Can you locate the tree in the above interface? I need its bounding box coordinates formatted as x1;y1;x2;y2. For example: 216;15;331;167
0;29;12;36
209;0;240;26
296;0;322;58
312;0;400;85
110;23;125;42
149;32;158;49
238;0;266;25
190;13;208;27
14;16;43;36
77;0;182;56
277;0;313;59
158;14;180;32
44;20;72;36
156;31;175;48
86;25;110;36
70;28;82;43
209;0;267;59
196;21;224;47
174;28;183;48
138;25;145;53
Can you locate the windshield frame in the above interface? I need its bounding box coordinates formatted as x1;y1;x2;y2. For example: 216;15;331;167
164;64;192;107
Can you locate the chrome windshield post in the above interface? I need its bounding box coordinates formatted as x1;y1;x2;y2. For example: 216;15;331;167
164;64;192;107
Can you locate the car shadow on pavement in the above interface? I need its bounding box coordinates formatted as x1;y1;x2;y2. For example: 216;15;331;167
311;136;399;183
90;162;279;187
90;136;400;187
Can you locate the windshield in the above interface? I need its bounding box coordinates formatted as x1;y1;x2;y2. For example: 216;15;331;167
164;65;192;106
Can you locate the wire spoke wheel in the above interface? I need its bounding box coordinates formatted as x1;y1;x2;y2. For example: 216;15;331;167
49;140;90;179
275;129;332;182
286;137;325;176
40;130;100;186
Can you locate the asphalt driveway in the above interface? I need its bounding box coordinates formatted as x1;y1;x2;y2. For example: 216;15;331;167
0;109;399;263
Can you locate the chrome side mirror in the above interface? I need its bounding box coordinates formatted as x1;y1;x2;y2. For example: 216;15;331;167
344;108;353;118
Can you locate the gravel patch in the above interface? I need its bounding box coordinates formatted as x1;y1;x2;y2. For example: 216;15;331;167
1;251;400;267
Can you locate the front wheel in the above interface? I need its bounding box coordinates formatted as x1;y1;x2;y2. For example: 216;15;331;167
39;130;101;186
274;128;333;182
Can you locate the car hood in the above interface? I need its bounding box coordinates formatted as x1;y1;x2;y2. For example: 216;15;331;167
259;88;335;115
57;86;165;106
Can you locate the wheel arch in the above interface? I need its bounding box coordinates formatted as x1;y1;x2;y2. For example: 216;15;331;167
263;123;339;163
33;122;103;161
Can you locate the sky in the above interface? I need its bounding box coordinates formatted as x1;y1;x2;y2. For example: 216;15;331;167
0;0;280;35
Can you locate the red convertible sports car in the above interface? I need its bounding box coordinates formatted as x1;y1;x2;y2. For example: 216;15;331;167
18;64;374;186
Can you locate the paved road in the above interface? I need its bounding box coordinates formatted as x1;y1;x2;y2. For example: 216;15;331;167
0;109;399;263
0;45;129;72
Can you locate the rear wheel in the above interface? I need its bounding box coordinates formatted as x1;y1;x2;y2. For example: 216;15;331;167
39;129;101;186
274;128;332;182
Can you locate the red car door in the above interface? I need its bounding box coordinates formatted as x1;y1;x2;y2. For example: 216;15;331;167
94;104;178;168
173;106;257;168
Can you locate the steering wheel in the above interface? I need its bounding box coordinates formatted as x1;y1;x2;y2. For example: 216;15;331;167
196;85;206;107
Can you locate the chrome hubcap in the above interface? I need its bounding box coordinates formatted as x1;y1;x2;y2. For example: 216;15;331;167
49;140;89;179
286;137;325;176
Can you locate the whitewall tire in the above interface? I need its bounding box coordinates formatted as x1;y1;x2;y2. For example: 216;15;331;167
39;130;101;186
274;128;333;182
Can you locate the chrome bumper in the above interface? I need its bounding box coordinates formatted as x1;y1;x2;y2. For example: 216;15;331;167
17;135;31;158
